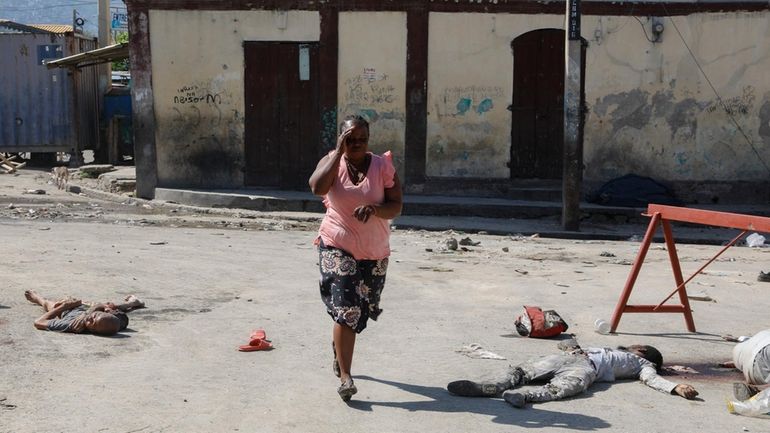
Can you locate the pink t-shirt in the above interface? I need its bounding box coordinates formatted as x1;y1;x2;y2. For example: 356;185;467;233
317;151;396;260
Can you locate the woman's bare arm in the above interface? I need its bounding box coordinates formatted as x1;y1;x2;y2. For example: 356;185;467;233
309;150;343;196
309;129;351;196
374;174;403;219
352;173;403;222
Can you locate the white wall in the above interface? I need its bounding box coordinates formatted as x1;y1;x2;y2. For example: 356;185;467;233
148;8;770;188
150;10;320;187
427;12;562;178
338;11;408;175
427;11;770;183
582;12;770;182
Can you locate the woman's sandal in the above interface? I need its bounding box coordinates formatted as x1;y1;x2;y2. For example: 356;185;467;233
238;329;272;352
337;378;357;402
332;342;340;378
238;339;273;352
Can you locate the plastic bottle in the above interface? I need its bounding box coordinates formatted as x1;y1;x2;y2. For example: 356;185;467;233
594;319;611;335
727;388;770;418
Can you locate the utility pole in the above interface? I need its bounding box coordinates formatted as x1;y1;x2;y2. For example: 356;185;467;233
97;0;111;94
562;0;583;231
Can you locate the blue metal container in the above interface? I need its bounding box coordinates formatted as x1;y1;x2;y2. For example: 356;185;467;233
0;25;99;154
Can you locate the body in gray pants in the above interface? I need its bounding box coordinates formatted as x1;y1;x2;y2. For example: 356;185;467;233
447;344;698;408
513;353;598;402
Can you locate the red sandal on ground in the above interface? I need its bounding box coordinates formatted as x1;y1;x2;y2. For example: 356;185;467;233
237;328;273;351
238;339;273;352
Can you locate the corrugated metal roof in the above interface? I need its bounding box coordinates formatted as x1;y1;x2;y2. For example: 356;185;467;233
28;24;74;34
46;42;129;69
0;20;52;34
0;20;74;35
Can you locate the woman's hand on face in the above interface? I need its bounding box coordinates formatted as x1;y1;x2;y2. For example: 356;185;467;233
353;205;376;223
336;128;353;154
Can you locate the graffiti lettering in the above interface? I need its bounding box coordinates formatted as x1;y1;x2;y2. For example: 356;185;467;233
173;82;229;106
173;93;224;105
344;72;396;107
705;85;755;116
443;85;504;98
177;85;198;93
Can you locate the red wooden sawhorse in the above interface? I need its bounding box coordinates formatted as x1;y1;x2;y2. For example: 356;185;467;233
610;204;770;333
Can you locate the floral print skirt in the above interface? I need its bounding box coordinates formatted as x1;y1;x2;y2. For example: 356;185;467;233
318;241;388;334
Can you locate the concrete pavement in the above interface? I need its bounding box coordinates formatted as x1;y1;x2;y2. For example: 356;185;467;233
2;168;770;432
2;218;770;433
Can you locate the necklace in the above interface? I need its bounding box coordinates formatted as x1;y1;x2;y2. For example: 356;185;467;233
345;155;370;185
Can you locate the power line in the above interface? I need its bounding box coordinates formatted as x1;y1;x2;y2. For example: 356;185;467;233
661;3;770;175
0;2;97;12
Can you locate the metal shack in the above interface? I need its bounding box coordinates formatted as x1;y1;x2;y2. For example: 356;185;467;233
0;20;99;162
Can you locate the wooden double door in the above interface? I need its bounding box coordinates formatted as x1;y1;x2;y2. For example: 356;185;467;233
244;42;320;188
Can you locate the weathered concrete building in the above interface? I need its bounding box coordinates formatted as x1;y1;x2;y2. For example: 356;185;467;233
124;0;770;204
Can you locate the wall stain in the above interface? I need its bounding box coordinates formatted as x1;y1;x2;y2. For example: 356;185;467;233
428;121;504;177
594;89;651;133
651;90;674;118
759;98;770;142
320;108;337;151
171;133;242;187
667;98;700;141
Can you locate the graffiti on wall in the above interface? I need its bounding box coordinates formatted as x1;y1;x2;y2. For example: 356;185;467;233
437;85;503;118
173;84;226;105
705;85;755;116
345;74;395;104
170;81;234;128
342;68;399;122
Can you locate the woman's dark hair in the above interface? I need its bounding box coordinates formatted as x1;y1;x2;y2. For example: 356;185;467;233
339;114;369;133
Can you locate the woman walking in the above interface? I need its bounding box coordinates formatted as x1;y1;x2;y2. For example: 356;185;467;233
309;115;402;401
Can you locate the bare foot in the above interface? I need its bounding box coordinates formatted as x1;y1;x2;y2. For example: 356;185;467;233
24;290;42;305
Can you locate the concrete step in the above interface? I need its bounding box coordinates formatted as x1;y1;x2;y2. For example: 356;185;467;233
412;178;563;202
154;187;646;223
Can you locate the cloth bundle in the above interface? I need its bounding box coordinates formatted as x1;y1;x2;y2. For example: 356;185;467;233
514;306;569;338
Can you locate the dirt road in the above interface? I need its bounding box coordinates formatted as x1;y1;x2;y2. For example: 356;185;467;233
2;169;770;432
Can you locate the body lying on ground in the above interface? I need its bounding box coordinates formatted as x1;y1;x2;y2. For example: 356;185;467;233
723;330;770;401
447;340;698;408
25;290;145;336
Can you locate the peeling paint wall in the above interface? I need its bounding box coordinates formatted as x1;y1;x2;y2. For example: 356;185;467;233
583;12;770;183
147;8;770;191
427;11;770;185
150;10;320;187
338;12;407;175
427;13;562;178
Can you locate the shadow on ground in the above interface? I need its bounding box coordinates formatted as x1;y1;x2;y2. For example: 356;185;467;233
350;375;611;430
611;331;724;343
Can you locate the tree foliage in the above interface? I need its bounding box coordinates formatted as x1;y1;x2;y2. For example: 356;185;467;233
112;32;129;71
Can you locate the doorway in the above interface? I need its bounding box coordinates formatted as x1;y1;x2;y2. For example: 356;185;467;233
244;42;320;188
510;29;584;179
